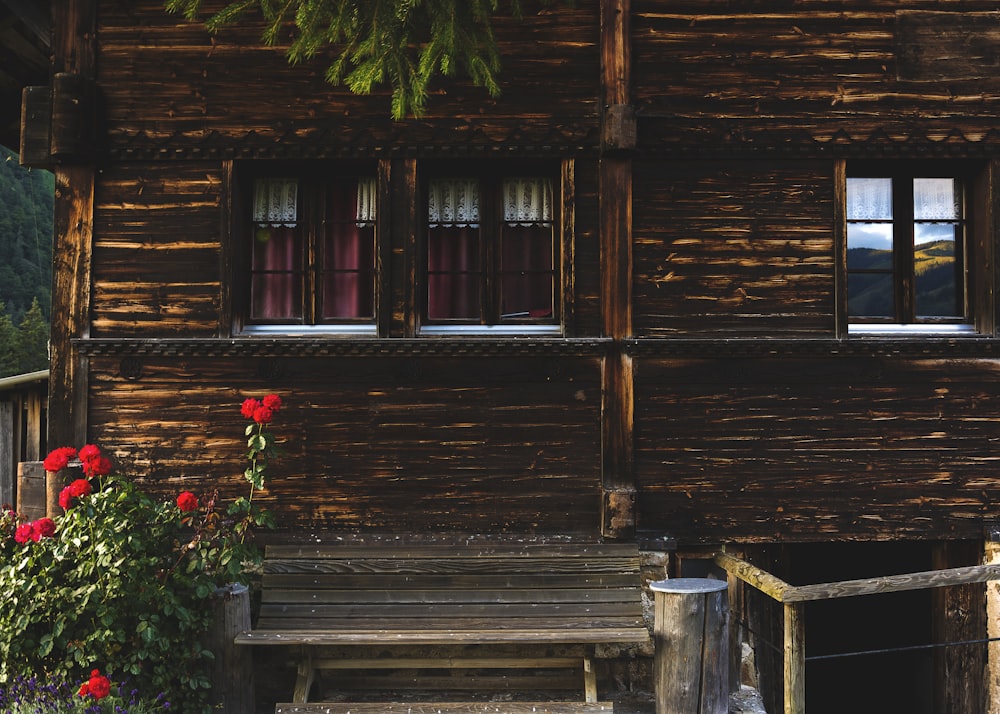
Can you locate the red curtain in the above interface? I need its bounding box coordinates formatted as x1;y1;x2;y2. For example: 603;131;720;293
251;226;302;320
321;182;374;319
500;225;553;318
427;226;479;319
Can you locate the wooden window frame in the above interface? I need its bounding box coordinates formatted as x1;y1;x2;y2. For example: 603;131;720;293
840;159;995;337
418;161;567;335
230;161;382;336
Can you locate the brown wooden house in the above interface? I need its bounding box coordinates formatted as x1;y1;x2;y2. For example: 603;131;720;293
16;0;1000;711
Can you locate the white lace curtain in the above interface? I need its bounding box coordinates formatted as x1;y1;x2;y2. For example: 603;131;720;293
913;178;958;220
428;177;553;227
254;177;378;228
504;178;553;226
428;179;480;227
254;178;299;227
847;178;892;221
848;177;958;221
356;177;377;227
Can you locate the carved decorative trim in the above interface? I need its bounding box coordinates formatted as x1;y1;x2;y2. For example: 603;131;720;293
104;122;602;161
75;337;614;359
635;118;1000;159
626;337;1000;359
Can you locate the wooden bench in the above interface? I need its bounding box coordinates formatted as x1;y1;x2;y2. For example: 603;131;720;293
236;540;650;710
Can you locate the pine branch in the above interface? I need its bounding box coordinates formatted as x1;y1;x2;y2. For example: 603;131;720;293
165;0;562;119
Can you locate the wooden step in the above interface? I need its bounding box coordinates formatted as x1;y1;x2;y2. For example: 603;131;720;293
275;702;614;713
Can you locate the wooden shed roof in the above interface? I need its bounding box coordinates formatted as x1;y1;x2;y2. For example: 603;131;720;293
0;0;50;151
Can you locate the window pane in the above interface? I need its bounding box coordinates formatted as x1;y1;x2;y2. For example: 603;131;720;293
914;223;959;317
847;223;893;270
251;227;303;319
848;273;894;318
321;225;374;319
847;178;892;220
427;226;480;319
319;179;375;320
500;225;554;318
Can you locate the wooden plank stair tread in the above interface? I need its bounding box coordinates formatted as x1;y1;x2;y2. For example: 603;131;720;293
275;702;615;713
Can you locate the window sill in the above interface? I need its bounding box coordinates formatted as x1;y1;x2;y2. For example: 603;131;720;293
239;324;378;336
849;324;979;337
419;324;563;336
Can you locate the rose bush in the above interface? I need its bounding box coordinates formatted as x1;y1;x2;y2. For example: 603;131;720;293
0;395;283;713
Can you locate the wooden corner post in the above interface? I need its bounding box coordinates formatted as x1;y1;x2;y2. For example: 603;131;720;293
599;0;635;539
47;0;98;449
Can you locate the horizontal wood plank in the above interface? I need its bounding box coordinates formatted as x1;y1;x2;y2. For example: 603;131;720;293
260;587;639;605
237;626;650;646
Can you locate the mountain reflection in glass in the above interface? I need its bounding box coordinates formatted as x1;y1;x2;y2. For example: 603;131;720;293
912;178;959;318
846;177;960;321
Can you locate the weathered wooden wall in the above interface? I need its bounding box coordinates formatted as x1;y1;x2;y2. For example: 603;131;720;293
632;160;836;336
86;354;604;532
35;0;1000;544
635;357;1000;542
97;0;601;158
632;1;1000;156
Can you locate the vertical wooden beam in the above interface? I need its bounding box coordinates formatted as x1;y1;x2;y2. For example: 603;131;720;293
0;401;13;508
833;159;848;338
973;160;998;337
986;528;1000;714
49;165;93;449
599;0;635;539
783;602;805;714
25;389;42;461
48;0;97;449
727;567;745;695
390;159;418;337
931;541;986;714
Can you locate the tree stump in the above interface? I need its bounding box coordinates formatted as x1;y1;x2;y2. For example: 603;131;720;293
651;578;730;714
210;583;255;714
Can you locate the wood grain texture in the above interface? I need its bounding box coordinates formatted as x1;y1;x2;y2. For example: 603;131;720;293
87;355;603;533
97;0;601;155
636;357;1000;542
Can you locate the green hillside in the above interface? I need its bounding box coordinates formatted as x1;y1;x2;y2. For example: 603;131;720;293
848;240;960;318
0;145;53;376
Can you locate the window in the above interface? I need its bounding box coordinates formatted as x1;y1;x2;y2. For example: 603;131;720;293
423;171;559;331
847;165;969;329
245;170;376;331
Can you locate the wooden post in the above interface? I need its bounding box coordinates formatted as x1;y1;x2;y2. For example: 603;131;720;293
651;578;729;714
985;528;1000;714
783;603;805;714
210;583;254;713
726;570;744;694
46;469;64;518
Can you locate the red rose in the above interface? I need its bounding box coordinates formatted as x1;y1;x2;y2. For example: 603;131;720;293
262;394;282;411
176;491;199;513
80;670;111;700
69;479;93;498
83;456;112;478
43;446;77;472
241;398;261;419
59;486;73;511
31;518;55;541
14;523;34;544
78;444;101;464
252;405;273;424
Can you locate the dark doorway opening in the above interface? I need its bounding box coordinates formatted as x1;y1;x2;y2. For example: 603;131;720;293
745;541;985;714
